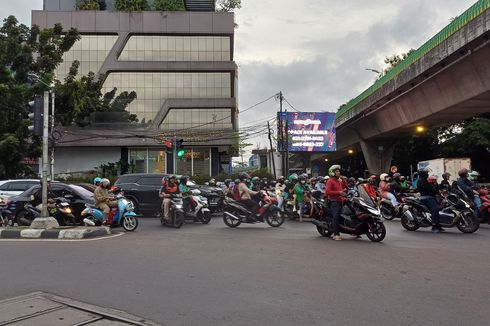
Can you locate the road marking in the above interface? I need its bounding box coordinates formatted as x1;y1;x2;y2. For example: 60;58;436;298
0;232;124;242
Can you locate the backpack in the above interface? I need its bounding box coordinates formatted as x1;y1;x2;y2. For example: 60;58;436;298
232;184;241;201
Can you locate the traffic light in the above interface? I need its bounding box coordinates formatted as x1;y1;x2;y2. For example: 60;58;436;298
176;139;185;158
27;97;43;136
163;139;173;155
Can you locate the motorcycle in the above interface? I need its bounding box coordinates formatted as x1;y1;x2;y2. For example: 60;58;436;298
81;193;139;231
312;192;386;242
17;197;76;226
182;189;212;224
0;200;13;227
400;193;479;233
222;191;285;228
379;192;412;220
478;189;490;224
160;194;186;228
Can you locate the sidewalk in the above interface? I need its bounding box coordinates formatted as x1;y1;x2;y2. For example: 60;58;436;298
0;292;159;325
0;226;111;240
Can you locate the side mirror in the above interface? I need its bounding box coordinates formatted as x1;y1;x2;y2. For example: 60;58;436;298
64;194;74;201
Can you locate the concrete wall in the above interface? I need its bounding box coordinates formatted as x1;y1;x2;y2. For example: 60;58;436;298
54;147;121;174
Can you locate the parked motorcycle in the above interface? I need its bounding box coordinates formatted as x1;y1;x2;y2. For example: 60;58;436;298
81;193;139;231
17;197;76;226
222;191;285;228
400;193;479;233
160;194;186;228
0;201;13;227
312;194;386;242
182;189;212;224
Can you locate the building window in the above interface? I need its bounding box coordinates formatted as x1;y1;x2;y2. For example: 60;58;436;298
103;72;232;123
191;149;211;176
159;108;233;131
129;148;167;173
119;36;231;62
55;35;118;81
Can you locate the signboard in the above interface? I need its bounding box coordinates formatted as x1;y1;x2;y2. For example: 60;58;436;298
278;112;336;152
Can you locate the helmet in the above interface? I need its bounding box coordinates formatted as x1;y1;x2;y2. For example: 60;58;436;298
468;171;479;180
161;177;167;185
298;174;306;181
288;174;298;182
262;177;268;181
300;173;308;179
93;177;101;185
418;168;429;179
224;179;232;185
428;175;437;184
400;175;406;181
458;168;469;177
277;176;285;183
100;178;110;188
239;172;250;181
380;173;388;181
209;178;216;186
393;173;401;180
328;165;341;177
442;172;451;179
252;176;260;182
348;177;356;183
234;178;240;184
180;175;189;184
168;175;176;182
323;176;329;181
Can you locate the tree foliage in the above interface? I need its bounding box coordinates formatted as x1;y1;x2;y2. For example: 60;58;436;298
114;0;150;11
0;16;79;178
378;49;415;79
154;0;185;11
54;61;138;127
76;0;105;10
216;0;242;12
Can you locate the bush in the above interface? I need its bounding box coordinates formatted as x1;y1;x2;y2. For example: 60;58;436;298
154;0;185;11
115;0;150;11
76;0;102;10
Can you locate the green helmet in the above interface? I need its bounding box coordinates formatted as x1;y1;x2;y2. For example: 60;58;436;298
288;173;298;182
328;165;341;177
252;176;260;182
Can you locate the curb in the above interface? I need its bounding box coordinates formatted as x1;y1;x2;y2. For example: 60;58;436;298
0;227;111;240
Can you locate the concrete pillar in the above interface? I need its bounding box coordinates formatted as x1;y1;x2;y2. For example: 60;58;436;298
359;140;396;176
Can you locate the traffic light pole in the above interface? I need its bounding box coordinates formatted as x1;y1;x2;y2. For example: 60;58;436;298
173;136;177;175
50;91;55;179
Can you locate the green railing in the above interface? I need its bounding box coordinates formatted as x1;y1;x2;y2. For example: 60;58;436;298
336;0;490;120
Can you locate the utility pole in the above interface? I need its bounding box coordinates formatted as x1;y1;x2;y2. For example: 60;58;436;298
50;90;55;179
278;91;284;176
267;121;276;179
173;136;177;174
285;109;289;176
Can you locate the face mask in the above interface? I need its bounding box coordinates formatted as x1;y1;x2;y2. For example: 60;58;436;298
301;180;306;184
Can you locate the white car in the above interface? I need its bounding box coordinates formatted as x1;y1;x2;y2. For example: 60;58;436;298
0;179;40;200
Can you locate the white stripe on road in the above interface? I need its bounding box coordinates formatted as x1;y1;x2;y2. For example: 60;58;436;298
0;232;124;242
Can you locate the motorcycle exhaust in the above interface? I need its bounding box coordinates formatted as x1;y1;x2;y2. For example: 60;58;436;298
311;219;327;228
83;218;95;226
403;207;415;221
224;211;240;221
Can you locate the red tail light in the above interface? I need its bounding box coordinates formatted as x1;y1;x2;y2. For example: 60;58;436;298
111;186;118;192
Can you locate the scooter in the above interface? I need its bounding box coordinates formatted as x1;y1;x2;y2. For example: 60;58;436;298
81;193;139;231
401;192;479;233
478;189;490;224
183;189;212;224
312;190;386;242
222;191;285;228
160;194;186;228
0;200;13;227
17;198;76;226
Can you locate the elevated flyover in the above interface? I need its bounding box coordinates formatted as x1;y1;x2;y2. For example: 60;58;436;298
335;0;490;175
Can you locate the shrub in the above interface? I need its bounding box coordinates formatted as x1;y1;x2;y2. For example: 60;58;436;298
154;0;185;11
76;0;101;10
115;0;150;11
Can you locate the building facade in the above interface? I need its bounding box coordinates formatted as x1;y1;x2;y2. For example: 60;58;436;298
33;1;237;177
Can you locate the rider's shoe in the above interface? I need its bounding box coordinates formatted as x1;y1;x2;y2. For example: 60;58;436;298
431;226;441;233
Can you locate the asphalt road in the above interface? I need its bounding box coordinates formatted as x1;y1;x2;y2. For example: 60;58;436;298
1;217;490;326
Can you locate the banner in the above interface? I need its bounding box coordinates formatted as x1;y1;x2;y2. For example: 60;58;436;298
278;112;336;152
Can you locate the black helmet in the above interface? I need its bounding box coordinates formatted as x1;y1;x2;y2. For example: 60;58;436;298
393;173;401;181
418;169;429;179
442;172;451;179
169;175;176;181
298;174;306;181
239;172;250;181
180;175;189;183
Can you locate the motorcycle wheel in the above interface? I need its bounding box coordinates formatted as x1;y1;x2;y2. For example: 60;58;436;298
366;220;386;242
174;211;185;229
122;216;138;232
401;212;419;231
316;223;332;237
380;203;395;220
16;210;32;226
223;212;241;228
266;210;285;227
456;210;479;233
199;210;212;224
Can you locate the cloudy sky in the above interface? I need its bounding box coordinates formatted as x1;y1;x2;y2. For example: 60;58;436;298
0;0;478;153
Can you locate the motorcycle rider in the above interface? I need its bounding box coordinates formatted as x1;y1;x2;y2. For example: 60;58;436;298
179;176;197;212
417;169;443;233
93;178;117;224
400;176;411;190
315;177;326;192
294;174;309;223
232;178;241;200
159;175;180;222
440;173;451;190
379;173;398;207
456;168;481;216
363;175;378;200
275;176;286;210
93;177;101;187
346;177;358;198
325;165;345;241
238;173;259;217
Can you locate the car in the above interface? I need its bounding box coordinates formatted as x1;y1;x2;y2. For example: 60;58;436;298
7;183;94;223
76;183;97;193
113;173;224;216
0;179;42;200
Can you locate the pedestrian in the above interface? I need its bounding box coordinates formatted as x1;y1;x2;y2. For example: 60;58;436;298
275;176;286;211
325;165;345;241
294;174;308;222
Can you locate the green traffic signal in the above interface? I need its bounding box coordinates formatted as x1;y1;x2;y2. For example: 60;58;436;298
177;149;185;158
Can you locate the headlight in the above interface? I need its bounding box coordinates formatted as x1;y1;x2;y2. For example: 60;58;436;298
176;204;183;209
65;208;72;214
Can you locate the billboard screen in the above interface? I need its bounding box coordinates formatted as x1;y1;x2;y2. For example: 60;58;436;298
278;112;336;152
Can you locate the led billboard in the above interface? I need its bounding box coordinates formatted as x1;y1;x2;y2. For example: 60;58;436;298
278;112;336;152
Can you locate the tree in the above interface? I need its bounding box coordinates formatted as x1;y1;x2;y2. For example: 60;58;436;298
216;0;242;12
154;0;185;11
0;16;79;178
54;60;138;127
114;0;150;11
378;49;415;79
76;0;103;10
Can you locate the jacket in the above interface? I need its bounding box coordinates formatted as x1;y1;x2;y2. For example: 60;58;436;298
417;177;438;197
325;177;345;202
238;182;257;200
93;186;111;206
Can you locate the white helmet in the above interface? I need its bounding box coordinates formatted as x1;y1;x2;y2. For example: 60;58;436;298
100;178;111;188
380;173;388;181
